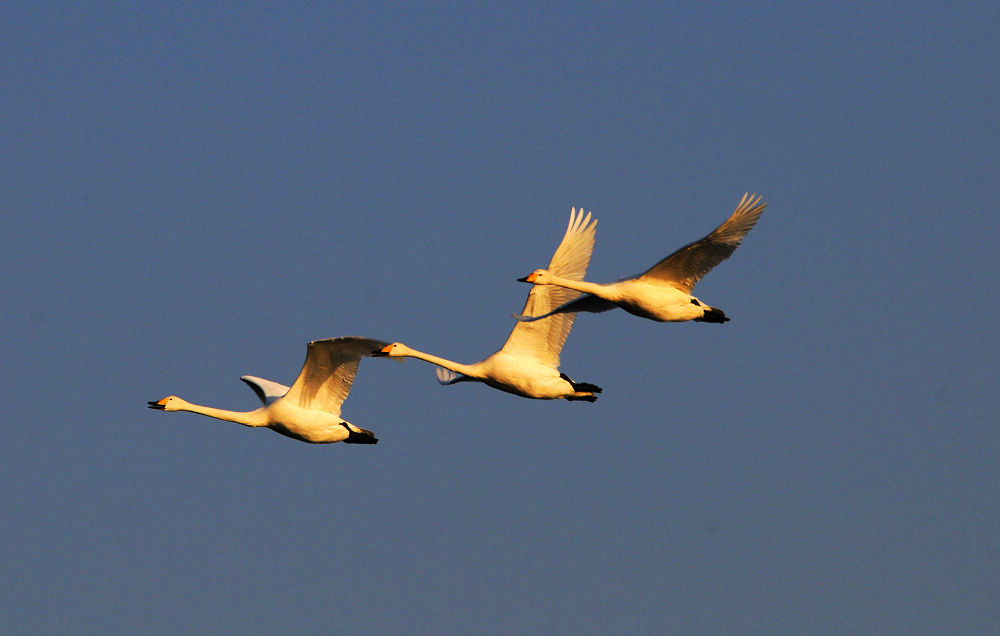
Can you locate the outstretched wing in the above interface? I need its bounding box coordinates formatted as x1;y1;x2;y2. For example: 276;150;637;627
513;293;617;322
283;336;389;415
501;208;597;367
435;367;476;385
240;375;291;405
639;193;766;293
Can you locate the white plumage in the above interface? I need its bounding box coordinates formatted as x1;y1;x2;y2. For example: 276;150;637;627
517;193;766;324
148;336;387;444
373;208;602;401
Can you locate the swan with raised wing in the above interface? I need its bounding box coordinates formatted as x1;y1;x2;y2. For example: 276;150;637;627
374;208;601;401
517;193;766;324
148;336;387;443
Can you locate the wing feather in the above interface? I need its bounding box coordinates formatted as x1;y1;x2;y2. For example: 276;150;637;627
240;375;290;405
513;293;617;322
436;367;475;385
639;193;766;292
501;208;597;367
282;336;389;415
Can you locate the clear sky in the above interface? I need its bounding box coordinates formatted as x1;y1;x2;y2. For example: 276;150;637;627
2;3;997;633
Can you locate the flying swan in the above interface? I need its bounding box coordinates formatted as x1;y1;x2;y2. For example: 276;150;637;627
516;193;766;323
147;336;388;443
373;208;602;401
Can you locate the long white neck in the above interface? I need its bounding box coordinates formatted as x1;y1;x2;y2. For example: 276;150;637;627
400;347;479;378
542;273;607;296
177;399;269;427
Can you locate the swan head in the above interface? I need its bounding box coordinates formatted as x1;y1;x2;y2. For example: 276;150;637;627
372;342;409;357
517;269;550;284
148;395;186;411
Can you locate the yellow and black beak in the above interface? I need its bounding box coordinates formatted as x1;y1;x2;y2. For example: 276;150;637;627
371;345;392;357
517;272;537;283
147;399;166;410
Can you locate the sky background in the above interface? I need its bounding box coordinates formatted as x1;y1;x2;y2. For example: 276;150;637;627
2;3;998;634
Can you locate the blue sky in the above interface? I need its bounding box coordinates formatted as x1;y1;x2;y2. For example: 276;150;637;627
2;3;997;633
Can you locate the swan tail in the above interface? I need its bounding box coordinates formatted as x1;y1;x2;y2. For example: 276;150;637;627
694;306;730;323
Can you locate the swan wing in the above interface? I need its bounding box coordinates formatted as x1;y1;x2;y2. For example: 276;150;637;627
436;367;475;385
283;336;389;415
513;293;618;322
240;375;291;405
638;193;766;293
502;208;597;367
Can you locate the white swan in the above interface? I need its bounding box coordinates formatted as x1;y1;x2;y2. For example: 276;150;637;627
373;208;601;401
516;193;766;324
148;336;388;444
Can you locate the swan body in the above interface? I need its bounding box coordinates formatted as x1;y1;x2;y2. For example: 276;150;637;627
517;193;766;324
374;342;600;400
374;208;601;401
148;336;387;444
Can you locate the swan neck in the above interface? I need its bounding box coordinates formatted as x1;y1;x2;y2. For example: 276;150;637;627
548;274;601;295
179;401;267;427
404;347;476;376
